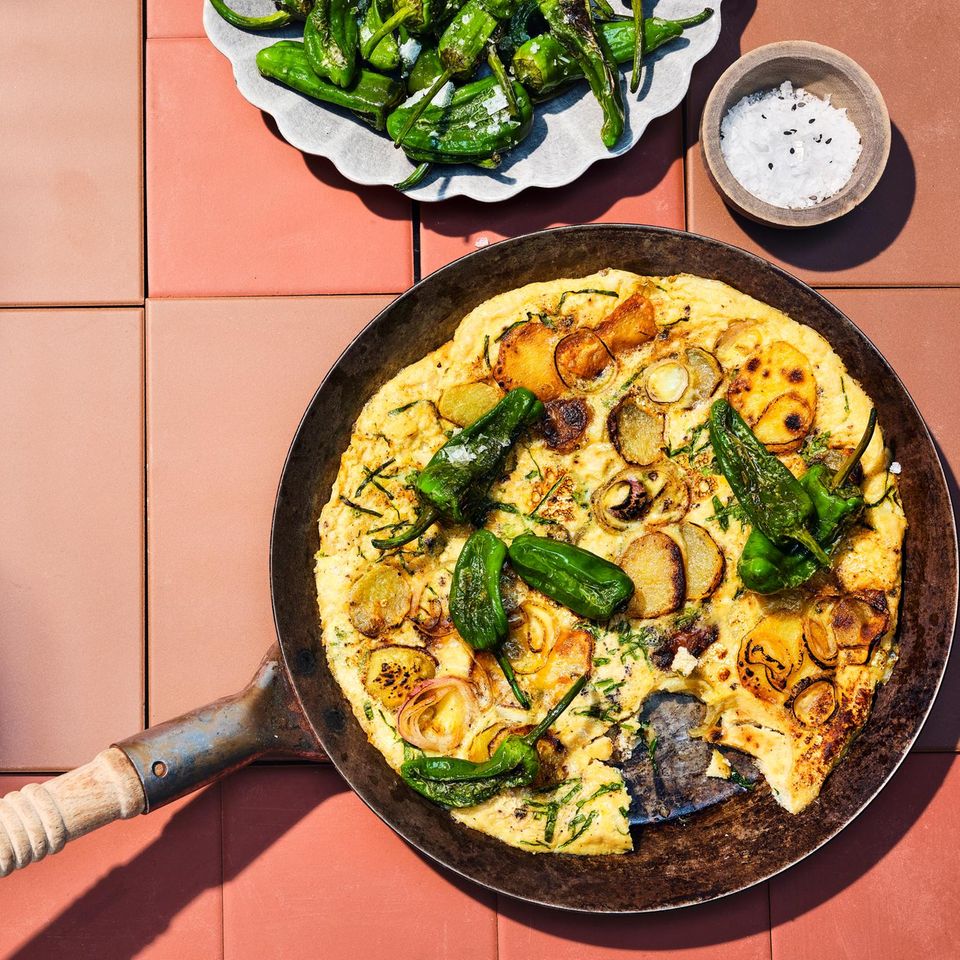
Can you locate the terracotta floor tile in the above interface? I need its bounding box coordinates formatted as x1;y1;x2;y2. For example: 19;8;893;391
0;777;222;960
146;39;413;297
685;1;960;285
0;310;143;770
0;1;143;305
419;111;685;276
148;0;202;38
221;766;497;960
820;289;960;750
498;883;770;959
146;295;390;723
770;754;960;960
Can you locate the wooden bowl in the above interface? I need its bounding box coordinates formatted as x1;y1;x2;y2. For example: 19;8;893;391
700;41;891;228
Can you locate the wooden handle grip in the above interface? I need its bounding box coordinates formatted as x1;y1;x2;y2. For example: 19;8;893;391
0;747;145;877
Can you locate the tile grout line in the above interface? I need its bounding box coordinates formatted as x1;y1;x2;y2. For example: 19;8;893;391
219;781;227;960
142;0;151;733
681;96;690;231
412;200;422;284
767;880;775;959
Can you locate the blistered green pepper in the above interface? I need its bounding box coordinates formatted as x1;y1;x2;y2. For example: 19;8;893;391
256;40;403;129
209;0;312;30
400;675;587;807
388;75;534;169
709;399;830;565
303;0;360;88
738;410;877;594
450;530;529;707
513;9;714;98
507;534;634;620
360;0;401;70
372;387;544;549
537;0;622;147
391;0;522;146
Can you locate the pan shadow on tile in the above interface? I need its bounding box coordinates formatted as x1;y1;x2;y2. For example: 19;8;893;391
492;756;953;948
257;112;414;225
731;124;915;272
7;775;346;960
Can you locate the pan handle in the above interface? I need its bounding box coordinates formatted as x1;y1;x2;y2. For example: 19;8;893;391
0;644;321;877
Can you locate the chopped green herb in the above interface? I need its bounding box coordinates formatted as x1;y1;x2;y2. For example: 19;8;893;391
646;735;658;766
530;474;566;516
576;781;622;809
363;702;374;721
559;809;599;847
729;769;756;791
483;499;561;527
673;605;701;630
592;656;611;667
613;620;657;663
495;319;529;342
594;678;625;695
575;703;620;724
356;457;397;498
557;288;619;310
666;421;711;458
482;334;490;369
707;495;748;530
524;781;582;844
388;401;418;416
340;496;382;517
799;430;832;465
841;376;851;415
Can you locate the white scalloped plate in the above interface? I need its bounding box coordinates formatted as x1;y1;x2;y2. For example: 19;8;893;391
204;0;722;201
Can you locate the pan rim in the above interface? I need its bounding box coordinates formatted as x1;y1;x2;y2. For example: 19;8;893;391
270;223;957;913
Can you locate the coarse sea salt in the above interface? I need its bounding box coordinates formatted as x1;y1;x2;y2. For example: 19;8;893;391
720;81;862;209
399;38;422;74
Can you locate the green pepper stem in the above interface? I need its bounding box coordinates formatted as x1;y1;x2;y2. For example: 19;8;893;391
524;674;588;744
210;0;294;29
393;69;453;148
629;0;644;94
370;505;438;549
394;161;432;190
832;408;878;491
790;528;832;568
486;45;520;118
494;650;531;709
676;8;714;27
591;0;618;20
362;6;410;59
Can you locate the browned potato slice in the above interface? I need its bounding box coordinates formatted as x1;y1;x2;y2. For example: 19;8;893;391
727;341;817;452
608;395;664;465
592;291;657;354
363;645;437;708
679;347;722;408
493;322;564;401
554;330;616;393
543;397;591;452
438;381;503;426
640;460;690;525
620;531;686;619
714;320;761;368
737;613;805;703
531;628;594;693
680;522;725;600
790;678;838;727
349;565;413;637
753;394;815;454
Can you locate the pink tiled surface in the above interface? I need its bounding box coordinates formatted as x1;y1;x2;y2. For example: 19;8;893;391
0;311;144;771
146;295;391;721
2;0;960;957
222;767;498;960
419;111;685;275
0;1;142;305
0;779;223;959
146;40;413;297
